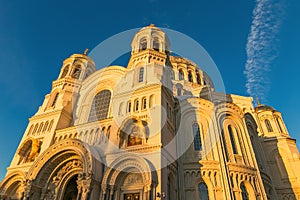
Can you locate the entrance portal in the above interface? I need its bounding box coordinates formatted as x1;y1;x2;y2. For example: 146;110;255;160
62;175;78;200
124;193;140;200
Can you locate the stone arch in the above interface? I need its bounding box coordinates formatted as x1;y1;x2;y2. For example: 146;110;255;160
240;180;256;200
118;117;149;148
24;139;101;199
0;171;26;199
17;138;41;164
101;153;153;200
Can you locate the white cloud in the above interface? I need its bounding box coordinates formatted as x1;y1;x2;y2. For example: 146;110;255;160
244;0;285;103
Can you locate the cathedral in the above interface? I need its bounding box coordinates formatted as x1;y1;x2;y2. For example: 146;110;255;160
0;25;300;200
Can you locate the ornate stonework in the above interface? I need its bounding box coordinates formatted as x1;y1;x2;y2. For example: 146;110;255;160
1;25;299;200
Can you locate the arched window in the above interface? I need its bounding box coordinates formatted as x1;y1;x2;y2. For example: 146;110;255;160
265;119;273;132
33;124;39;135
228;125;238;154
188;71;193;82
127;101;132;113
51;93;59;107
142;97;147;110
134;99;139;112
138;67;144;82
179;69;184;80
139;37;147;51
241;182;249;200
275;117;283;133
61;66;69;78
71;66;81;79
198;182;209;200
43;121;49;132
153;37;160;51
27;125;34;136
88;90;111;122
38;123;44;133
48;120;54;132
193;123;202;151
196;73;201;85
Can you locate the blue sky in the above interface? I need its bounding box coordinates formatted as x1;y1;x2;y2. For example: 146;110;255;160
0;0;299;180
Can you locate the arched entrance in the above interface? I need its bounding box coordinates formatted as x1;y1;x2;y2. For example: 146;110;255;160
101;154;153;200
62;175;78;200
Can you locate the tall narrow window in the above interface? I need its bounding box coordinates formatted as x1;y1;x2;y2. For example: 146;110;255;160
275;117;283;133
61;66;69;78
179;69;184;80
88;90;111;122
138;67;144;82
196;73;201;85
134;99;139;111
127;101;132;113
228;125;238;154
142;97;147;110
71;66;81;79
198;182;209;200
51;93;59;107
241;182;249;200
153;37;160;51
188;71;193;82
139;38;147;51
193;123;202;151
265;119;273;132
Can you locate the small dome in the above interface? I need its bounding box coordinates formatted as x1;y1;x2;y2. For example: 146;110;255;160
131;24;170;53
255;104;276;112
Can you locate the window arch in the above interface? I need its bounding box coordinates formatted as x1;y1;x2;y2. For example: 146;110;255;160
193;123;202;151
228;125;238;154
275;117;283;133
27;125;34;136
198;182;209;200
188;71;193;82
139;37;147;51
61;65;69;78
51;93;59;107
48;120;54;132
127;101;132;113
153;37;160;51
71;66;81;79
134;99;139;112
265;119;273;132
88;90;111;122
138;67;144;82
32;124;39;135
241;182;249;200
38;122;44;134
142;97;147;110
178;69;184;80
196;73;201;84
43;121;49;132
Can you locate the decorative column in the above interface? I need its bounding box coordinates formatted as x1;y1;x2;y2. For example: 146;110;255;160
77;172;96;200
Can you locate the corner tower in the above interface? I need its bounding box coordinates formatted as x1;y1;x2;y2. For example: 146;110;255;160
6;51;96;172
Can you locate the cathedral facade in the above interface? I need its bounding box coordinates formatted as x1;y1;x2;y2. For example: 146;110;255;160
0;25;300;200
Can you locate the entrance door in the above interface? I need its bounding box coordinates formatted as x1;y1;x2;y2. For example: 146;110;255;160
124;193;140;200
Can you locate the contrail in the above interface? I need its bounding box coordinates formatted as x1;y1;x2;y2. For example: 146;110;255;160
244;0;285;103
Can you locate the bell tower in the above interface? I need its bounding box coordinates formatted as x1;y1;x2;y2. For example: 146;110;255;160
255;104;300;198
127;24;171;69
7;51;96;171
